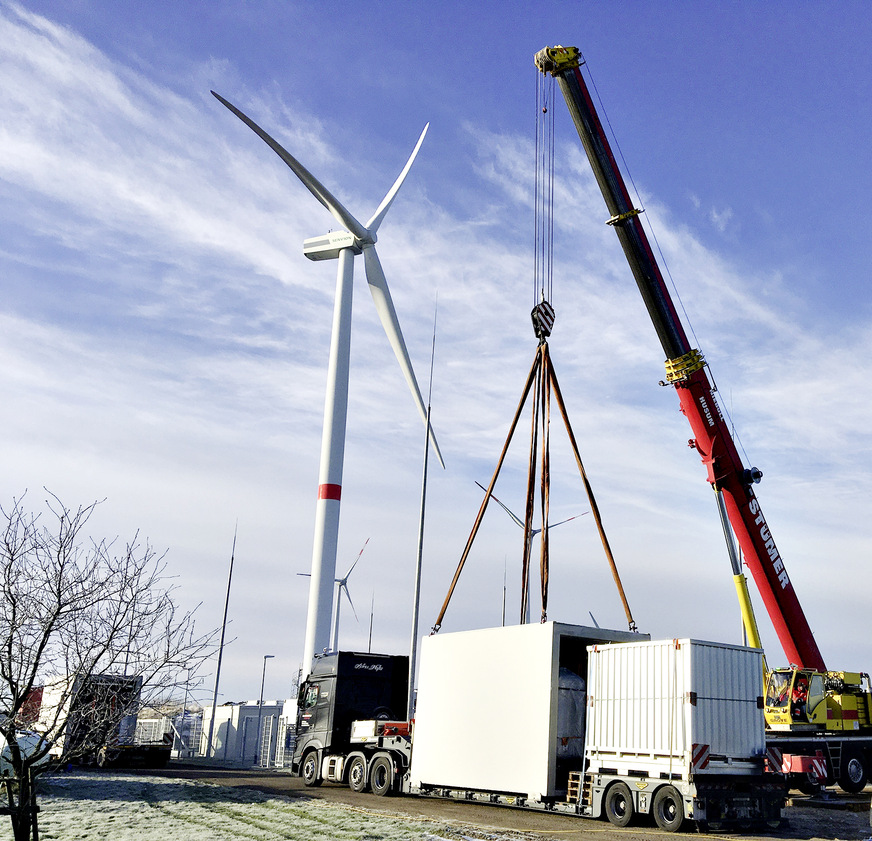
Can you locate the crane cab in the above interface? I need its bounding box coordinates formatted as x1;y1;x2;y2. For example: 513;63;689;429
765;668;827;730
765;668;872;732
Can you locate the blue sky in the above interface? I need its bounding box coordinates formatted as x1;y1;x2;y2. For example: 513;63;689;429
2;1;871;704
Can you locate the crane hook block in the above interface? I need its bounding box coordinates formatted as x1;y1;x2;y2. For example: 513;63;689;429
664;349;705;383
534;45;582;75
532;300;556;340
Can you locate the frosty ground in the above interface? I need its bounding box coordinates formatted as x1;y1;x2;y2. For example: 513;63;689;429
30;770;872;841
34;771;537;841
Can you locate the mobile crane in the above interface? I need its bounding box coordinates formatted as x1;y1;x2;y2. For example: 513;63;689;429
535;44;872;794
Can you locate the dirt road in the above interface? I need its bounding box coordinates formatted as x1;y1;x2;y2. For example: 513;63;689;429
151;763;872;841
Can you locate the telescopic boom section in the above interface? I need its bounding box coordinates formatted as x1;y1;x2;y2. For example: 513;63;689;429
534;45;825;672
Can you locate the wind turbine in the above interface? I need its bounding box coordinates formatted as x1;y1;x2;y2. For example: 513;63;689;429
475;481;584;623
330;538;368;652
296;538;368;653
213;92;443;674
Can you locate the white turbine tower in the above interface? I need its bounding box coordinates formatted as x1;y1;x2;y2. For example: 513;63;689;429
213;92;443;675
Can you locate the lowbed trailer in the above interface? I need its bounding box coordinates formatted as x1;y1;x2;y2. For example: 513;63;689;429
293;623;786;832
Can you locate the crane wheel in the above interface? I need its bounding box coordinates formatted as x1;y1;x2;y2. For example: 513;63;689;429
838;749;868;794
794;773;823;796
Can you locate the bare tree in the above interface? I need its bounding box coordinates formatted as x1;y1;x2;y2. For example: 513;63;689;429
0;493;216;841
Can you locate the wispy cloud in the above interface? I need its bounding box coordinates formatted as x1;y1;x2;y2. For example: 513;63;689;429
1;4;870;695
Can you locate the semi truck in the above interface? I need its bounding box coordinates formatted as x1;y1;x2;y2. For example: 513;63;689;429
292;623;785;832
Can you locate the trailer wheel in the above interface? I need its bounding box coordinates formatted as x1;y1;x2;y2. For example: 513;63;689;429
302;751;322;787
652;785;684;832
348;755;368;792
838;749;868;794
370;755;394;796
96;748;119;768
604;781;634;827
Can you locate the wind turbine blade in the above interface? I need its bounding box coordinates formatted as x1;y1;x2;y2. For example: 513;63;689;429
365;123;429;234
345;537;370;579
475;481;524;529
341;584;359;622
549;513;588;529
363;246;445;468
211;91;368;241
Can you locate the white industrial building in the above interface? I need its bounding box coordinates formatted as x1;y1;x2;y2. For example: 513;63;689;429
198;699;298;767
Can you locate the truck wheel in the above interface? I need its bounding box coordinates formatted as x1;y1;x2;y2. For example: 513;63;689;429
302;751;322;787
604;781;634;827
652;785;684;832
838;750;868;794
370;755;394;796
347;755;368;792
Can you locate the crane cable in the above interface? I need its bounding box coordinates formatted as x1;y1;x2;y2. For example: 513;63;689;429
430;73;637;634
533;72;556;308
526;73;556;621
531;70;635;631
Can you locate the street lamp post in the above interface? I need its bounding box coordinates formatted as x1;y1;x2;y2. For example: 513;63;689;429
254;655;275;766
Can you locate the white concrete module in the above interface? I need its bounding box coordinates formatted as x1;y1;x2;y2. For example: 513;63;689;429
410;622;643;799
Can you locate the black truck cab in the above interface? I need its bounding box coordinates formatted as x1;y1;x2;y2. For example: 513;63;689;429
293;651;408;784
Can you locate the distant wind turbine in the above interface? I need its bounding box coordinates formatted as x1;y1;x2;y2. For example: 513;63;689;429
475;481;585;623
296;537;369;653
213;93;443;674
330;538;368;652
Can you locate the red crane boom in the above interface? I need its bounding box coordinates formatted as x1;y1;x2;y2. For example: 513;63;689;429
535;45;825;672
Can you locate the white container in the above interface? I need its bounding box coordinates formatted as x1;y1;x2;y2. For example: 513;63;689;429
409;622;643;800
585;638;765;779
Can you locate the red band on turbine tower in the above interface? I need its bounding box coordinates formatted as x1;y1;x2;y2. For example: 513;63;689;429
318;483;342;501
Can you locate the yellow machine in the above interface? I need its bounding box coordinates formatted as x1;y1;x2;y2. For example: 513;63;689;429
765;668;872;732
734;564;872;733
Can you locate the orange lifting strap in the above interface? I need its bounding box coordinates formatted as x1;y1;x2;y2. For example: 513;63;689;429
431;336;636;634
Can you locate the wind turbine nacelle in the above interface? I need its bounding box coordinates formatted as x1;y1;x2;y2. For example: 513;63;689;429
303;231;363;261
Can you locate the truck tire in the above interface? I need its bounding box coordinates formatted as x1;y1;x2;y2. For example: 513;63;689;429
347;755;368;792
370;755;394;796
604;781;634;827
838;749;868;794
652;785;684;832
302;751;322;787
